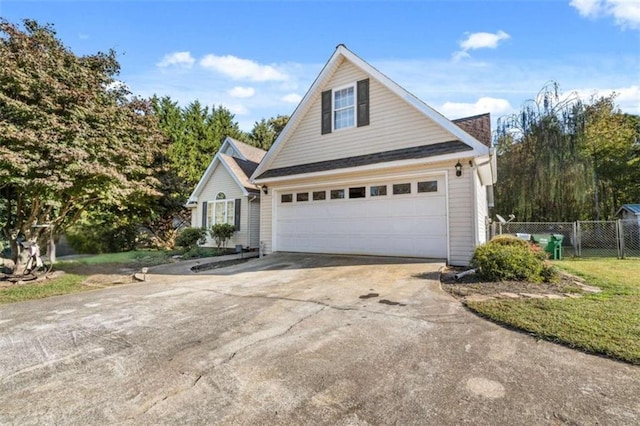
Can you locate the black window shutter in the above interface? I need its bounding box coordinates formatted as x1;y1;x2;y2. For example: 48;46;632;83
234;199;241;230
357;78;370;127
202;201;208;228
321;90;332;134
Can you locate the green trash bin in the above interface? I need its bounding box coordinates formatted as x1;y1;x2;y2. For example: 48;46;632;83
531;234;563;260
530;234;550;247
548;234;564;260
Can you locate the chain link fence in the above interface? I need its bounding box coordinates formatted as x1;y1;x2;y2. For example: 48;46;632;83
490;219;640;259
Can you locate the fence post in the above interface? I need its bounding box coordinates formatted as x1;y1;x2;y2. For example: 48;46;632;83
576;221;582;257
572;222;578;257
618;219;625;259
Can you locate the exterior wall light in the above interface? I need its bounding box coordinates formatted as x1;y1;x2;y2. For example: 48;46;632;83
262;186;268;195
455;161;462;177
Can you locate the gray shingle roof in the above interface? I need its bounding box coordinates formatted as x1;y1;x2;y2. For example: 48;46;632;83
255;140;472;180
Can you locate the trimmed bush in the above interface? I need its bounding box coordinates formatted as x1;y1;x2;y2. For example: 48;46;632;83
175;227;207;250
470;235;555;282
210;223;236;249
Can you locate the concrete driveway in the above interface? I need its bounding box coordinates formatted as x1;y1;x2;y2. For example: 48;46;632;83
0;253;638;425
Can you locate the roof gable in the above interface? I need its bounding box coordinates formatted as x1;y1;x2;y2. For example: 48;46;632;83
187;138;265;204
252;45;491;181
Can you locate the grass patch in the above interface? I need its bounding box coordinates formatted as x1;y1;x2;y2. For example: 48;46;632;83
466;258;640;364
0;274;88;305
57;250;174;267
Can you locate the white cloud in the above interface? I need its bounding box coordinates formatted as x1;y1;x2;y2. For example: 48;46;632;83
564;85;640;114
227;103;250;116
570;0;640;29
439;97;513;119
281;93;302;104
228;86;255;98
460;30;510;51
200;54;288;82
453;30;510;61
157;51;195;68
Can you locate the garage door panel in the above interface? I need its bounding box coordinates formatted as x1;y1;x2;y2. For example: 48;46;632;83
276;177;447;258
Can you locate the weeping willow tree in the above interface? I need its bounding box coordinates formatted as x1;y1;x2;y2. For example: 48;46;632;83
494;82;593;222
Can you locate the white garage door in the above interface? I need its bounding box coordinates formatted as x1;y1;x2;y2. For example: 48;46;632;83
275;175;447;258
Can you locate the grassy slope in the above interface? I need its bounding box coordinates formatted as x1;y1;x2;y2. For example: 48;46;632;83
466;258;640;364
1;250;174;305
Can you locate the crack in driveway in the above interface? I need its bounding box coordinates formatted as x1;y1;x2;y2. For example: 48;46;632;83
182;286;465;325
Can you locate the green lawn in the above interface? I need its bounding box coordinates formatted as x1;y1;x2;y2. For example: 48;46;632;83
1;250;175;305
466;258;640;364
0;274;87;304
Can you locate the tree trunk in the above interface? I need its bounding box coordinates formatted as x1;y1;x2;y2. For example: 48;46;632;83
47;233;56;264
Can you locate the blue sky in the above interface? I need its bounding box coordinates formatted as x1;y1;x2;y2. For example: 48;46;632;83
2;0;639;130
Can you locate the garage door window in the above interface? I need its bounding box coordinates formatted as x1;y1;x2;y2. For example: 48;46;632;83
418;181;438;193
313;191;326;201
297;192;309;202
330;189;345;199
392;183;411;195
349;187;366;199
281;194;293;203
370;185;387;196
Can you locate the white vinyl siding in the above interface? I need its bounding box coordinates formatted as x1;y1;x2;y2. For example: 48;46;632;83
198;164;249;248
448;164;475;265
269;59;457;170
475;170;489;245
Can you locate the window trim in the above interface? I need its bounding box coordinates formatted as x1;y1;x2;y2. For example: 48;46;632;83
207;192;235;226
332;83;356;131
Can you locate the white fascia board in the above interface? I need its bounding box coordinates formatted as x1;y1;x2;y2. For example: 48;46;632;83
252;45;490;182
253;151;472;185
219;156;250;197
341;47;490;155
473;149;498;186
187;138;237;203
224;137;247;161
251;49;343;181
187;156;220;203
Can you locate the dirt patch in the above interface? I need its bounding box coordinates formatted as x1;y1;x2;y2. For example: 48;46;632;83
191;258;253;272
440;266;588;301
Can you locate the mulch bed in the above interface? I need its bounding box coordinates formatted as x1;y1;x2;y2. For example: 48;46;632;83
440;266;587;300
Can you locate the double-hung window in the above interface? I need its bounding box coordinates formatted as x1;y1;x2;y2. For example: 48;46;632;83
333;86;355;130
321;79;369;134
207;192;235;226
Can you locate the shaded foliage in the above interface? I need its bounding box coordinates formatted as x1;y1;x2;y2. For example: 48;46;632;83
0;19;164;265
494;82;639;221
248;114;289;150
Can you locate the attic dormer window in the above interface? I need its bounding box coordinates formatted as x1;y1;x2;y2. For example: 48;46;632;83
333;85;355;130
321;78;369;134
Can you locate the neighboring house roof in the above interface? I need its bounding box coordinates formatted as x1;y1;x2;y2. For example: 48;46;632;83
252;44;494;183
219;154;261;194
186;137;266;205
452;113;492;147
616;204;640;216
228;137;267;164
257;141;472;180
